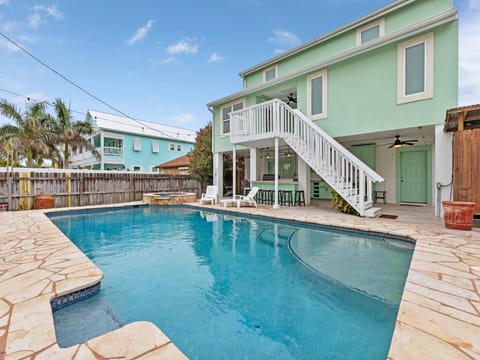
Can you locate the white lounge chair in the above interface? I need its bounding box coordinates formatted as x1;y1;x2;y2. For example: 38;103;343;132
200;185;218;205
221;187;259;208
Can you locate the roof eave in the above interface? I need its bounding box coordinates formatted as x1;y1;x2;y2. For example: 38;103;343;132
238;0;415;78
208;8;457;108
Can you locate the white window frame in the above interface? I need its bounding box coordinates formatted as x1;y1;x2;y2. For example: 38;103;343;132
152;140;159;153
168;143;175;151
397;32;434;104
220;99;245;135
176;144;183;152
131;165;143;172
133;138;142;151
307;69;328;120
356;18;385;46
263;64;278;82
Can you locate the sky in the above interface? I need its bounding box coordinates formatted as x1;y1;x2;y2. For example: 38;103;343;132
0;0;478;131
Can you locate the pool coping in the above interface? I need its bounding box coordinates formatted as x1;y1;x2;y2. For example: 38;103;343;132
1;202;479;359
0;203;187;360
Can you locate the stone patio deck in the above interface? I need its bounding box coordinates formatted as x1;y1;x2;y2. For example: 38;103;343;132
1;201;479;359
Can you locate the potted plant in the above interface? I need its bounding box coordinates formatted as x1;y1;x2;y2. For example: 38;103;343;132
442;201;476;230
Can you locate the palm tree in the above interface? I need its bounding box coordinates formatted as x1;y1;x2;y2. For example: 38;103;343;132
51;98;99;168
0;99;54;167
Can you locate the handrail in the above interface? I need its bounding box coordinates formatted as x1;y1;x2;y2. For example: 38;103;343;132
229;98;384;216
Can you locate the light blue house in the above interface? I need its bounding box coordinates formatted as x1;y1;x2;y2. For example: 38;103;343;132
70;110;195;172
208;0;458;217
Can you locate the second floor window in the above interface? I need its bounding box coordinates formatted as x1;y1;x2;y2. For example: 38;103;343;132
263;65;278;82
152;141;159;153
133;138;142;151
169;143;175;151
397;33;434;104
221;101;244;134
356;19;385;46
307;70;328;119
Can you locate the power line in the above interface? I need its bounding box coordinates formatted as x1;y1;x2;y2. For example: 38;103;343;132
0;87;86;117
0;32;180;140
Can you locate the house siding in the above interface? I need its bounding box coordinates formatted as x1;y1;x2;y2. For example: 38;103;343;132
122;133;193;172
212;0;457;152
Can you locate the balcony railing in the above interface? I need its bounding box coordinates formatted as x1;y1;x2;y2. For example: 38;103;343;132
104;146;123;156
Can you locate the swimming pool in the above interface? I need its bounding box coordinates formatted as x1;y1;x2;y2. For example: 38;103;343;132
49;206;413;359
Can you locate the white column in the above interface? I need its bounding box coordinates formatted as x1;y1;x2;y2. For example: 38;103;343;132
213;152;223;198
100;132;105;170
232;145;237;196
273;137;279;209
297;156;310;205
434;124;453;217
249;148;257;182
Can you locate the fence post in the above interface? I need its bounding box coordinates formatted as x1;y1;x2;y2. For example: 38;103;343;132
129;173;134;201
66;172;71;207
19;171;31;210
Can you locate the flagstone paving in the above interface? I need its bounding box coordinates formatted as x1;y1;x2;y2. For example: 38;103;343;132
0;209;186;360
201;203;480;360
1;202;479;359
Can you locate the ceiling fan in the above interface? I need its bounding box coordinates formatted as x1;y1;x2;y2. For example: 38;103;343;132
388;135;418;148
284;93;297;105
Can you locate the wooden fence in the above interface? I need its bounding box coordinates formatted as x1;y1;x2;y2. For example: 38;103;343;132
0;168;201;211
453;128;480;215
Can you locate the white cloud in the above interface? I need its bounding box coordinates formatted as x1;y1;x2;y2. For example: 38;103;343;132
161;57;176;64
267;30;301;48
1;21;18;32
459;2;480;105
208;52;223;63
0;38;22;52
166;39;198;55
167;113;197;125
468;0;480;10
28;13;42;28
148;56;176;69
126;19;154;46
33;5;64;20
28;4;64;28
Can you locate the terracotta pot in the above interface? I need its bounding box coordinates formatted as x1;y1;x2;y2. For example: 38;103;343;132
442;201;476;230
33;195;54;210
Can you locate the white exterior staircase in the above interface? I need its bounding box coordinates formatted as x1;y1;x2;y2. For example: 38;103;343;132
229;99;384;217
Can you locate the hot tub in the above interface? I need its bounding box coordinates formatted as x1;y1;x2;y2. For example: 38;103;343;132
143;192;197;205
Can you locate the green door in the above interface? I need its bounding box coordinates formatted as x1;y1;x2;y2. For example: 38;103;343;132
350;144;376;169
398;149;428;203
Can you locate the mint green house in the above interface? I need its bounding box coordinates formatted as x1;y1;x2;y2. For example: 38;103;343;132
207;0;458;216
70;110;195;172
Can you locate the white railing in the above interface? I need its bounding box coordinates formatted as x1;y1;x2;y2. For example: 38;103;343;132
230;99;384;216
104;146;123;156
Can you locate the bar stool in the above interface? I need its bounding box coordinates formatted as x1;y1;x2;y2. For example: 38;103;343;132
266;190;275;205
278;190;293;206
256;189;264;204
295;190;306;206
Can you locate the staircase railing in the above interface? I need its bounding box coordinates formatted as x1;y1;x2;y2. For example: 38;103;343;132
229;99;384;216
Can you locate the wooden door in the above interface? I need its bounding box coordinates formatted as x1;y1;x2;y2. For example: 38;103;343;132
398;149;428;203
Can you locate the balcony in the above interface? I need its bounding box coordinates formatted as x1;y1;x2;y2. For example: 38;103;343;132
104;146;123;157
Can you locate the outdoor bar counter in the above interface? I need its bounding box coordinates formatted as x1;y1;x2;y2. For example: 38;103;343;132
251;180;298;192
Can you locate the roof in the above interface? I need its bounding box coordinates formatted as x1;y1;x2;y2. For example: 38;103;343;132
444;104;480;132
238;0;414;77
207;7;456;107
155;154;190;169
88;110;196;143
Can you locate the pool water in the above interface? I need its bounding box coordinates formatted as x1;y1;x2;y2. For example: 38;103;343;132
49;206;413;359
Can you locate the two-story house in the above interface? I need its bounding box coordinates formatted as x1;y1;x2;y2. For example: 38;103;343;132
70;110;195;172
207;0;458;216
